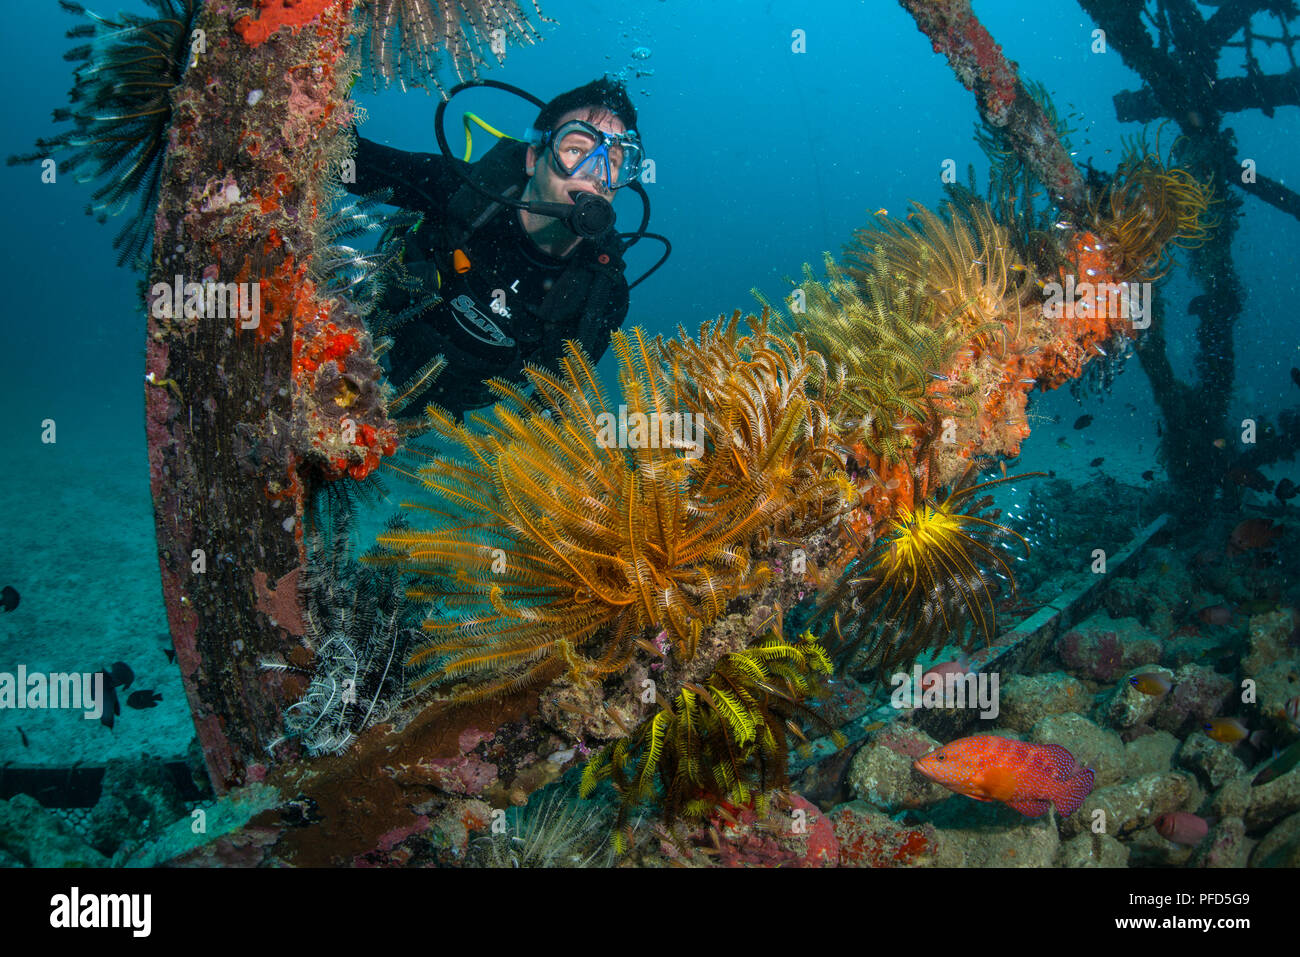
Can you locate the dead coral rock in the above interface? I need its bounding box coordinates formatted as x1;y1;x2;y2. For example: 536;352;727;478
847;726;950;812
1125;730;1179;778
426;798;493;864
538;676;630;743
796;745;856;810
1238;610;1299;724
931;817;1060;867
1056;831;1130;867
1162;631;1234;669
88;755;189;858
1151;664;1233;736
1209;773;1252;819
1249;809;1300;867
0;794;109;867
710;794;838;868
1060;771;1198;839
998;672;1091;732
1101;576;1178;633
1245;763;1300;830
1148;603;1176;642
1190;816;1251;868
1099;666;1174;730
1056;615;1161;682
1030;713;1126;787
829;801;937;867
1248;658;1300;729
1242;608;1298;675
1126;825;1195;867
1176;731;1247;790
815;673;873;729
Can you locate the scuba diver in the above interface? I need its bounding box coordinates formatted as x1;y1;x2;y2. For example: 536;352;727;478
348;77;669;415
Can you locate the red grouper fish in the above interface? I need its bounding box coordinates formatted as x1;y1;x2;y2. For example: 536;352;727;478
913;735;1095;817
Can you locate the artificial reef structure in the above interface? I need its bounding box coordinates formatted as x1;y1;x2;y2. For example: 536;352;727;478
13;0;1255;863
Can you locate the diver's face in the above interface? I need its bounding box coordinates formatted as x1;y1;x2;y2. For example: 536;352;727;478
526;107;624;203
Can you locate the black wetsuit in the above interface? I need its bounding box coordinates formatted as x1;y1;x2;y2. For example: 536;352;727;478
350;136;630;414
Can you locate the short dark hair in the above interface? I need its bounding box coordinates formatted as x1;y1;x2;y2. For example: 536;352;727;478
534;77;638;135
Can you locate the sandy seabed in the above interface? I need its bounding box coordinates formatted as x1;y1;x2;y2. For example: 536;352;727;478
0;420;189;767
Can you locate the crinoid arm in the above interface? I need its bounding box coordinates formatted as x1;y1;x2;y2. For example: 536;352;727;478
819;465;1042;681
355;0;549;93
7;0;202;267
367;319;838;707
1087;133;1220;283
312;189;425;318
579;627;846;847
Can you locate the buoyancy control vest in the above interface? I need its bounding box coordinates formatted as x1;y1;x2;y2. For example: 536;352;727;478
381;138;630;414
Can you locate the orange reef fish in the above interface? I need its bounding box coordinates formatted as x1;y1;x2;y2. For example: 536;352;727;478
1129;672;1172;697
1228;518;1281;554
921;655;975;690
1203;717;1249;744
1155;812;1209;846
913;735;1095;817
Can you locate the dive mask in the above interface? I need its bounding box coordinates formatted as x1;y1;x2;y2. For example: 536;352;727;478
534;120;644;191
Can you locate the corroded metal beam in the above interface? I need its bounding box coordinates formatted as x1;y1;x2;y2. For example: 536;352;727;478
146;0;394;792
897;0;1087;210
